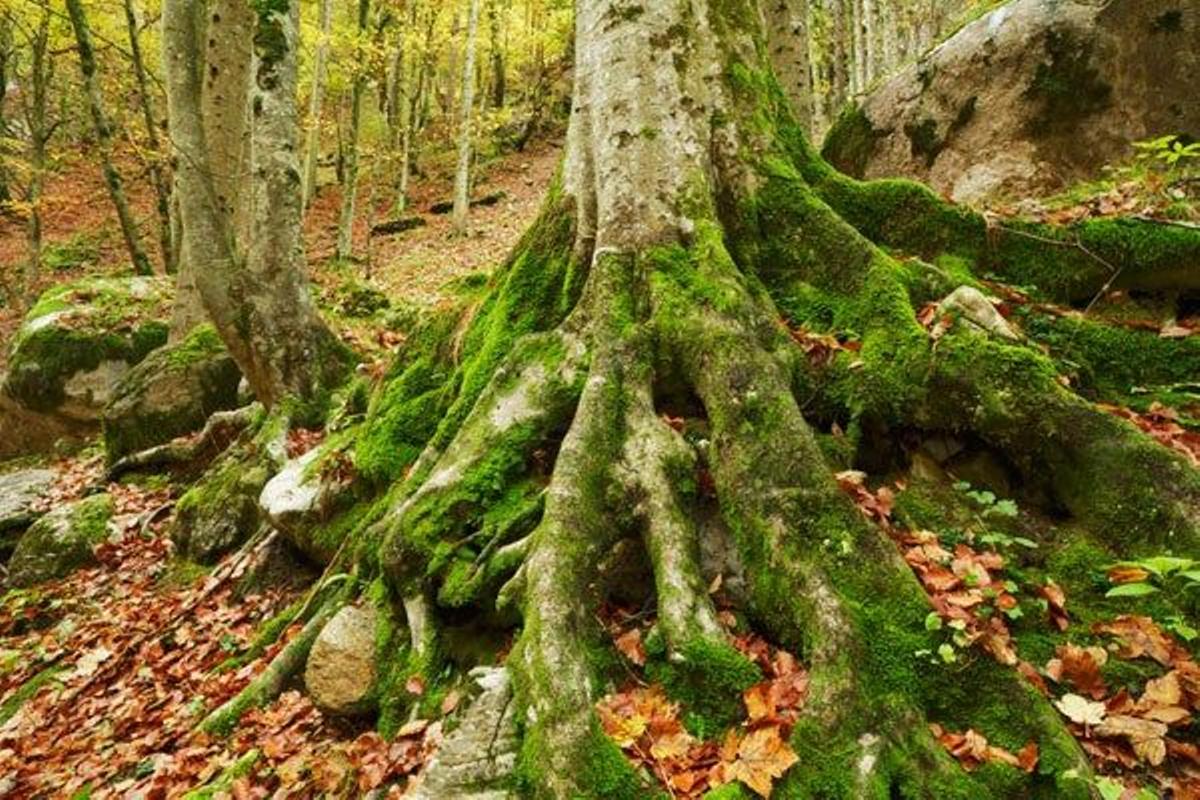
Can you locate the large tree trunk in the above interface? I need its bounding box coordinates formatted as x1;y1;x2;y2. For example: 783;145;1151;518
167;0;255;340
198;0;1200;796
65;0;154;277
19;9;53;307
163;0;346;407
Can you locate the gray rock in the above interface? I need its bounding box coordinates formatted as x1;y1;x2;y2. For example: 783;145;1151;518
0;468;54;544
102;325;241;463
938;286;1020;340
6;494;113;587
304;604;379;716
0;277;171;459
823;0;1200;203
170;448;270;563
405;667;519;800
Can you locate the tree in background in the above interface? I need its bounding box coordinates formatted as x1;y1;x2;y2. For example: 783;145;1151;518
163;0;346;406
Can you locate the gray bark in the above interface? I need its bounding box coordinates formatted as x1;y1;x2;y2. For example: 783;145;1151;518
163;0;343;406
66;0;154;277
122;0;175;274
301;0;333;209
169;0;256;341
18;10;53;306
335;0;371;260
452;0;483;234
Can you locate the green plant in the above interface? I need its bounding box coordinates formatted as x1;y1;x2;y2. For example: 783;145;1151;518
1104;555;1200;597
1134;135;1200;171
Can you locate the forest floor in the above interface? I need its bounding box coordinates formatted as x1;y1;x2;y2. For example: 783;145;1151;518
2;141;1200;797
0;137;562;371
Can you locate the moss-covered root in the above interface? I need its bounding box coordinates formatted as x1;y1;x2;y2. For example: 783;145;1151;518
797;151;1200;303
199;592;345;736
657;256;1087;796
511;352;653;799
106;404;258;481
374;329;584;599
617;374;726;653
926;331;1200;553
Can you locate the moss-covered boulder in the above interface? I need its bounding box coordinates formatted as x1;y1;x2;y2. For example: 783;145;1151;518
0;277;172;458
5;494;113;587
171;450;270;563
822;0;1200;202
102;325;242;463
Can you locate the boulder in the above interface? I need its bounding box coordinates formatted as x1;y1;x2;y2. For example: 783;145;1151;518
405;667;519;800
304;604;379;716
0;277;171;458
170;449;270;563
6;494;113;587
822;0;1200;203
102;325;242;463
0;468;54;552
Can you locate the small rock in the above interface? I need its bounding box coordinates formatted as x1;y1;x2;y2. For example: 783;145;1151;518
938;286;1020;340
6;494;113;587
405;667;519;800
305;604;379;716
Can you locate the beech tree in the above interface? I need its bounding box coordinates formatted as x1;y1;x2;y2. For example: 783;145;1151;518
162;0;345;406
181;0;1200;797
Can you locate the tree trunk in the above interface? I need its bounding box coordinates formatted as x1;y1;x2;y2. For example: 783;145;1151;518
163;0;346;408
168;0;255;341
301;0;333;210
451;0;482;234
20;9;53;306
487;0;506;110
122;0;175;274
336;0;371;261
0;15;13;207
65;0;154;277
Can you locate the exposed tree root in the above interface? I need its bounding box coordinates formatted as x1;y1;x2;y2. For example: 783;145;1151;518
106;404;259;482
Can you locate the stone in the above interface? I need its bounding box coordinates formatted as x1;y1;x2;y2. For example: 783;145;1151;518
938;286;1021;340
0;277;172;459
405;667;519;800
0;468;54;548
6;494;113;587
170;449;270;564
304;604;379;716
823;0;1200;203
102;325;242;463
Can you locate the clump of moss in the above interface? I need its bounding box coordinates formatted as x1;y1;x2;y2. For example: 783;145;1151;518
1023;29;1112;136
822;105;883;178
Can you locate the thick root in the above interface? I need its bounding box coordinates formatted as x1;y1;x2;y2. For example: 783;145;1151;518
106;404;259;481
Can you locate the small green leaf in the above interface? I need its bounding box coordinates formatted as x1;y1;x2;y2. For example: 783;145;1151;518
924;613;943;631
1105;582;1160;598
937;643;957;663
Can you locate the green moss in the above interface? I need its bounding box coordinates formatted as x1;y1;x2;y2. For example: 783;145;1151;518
181;750;260;799
821;105;883;178
0;663;65;726
1020;310;1200;402
647;639;760;739
6;277;171;413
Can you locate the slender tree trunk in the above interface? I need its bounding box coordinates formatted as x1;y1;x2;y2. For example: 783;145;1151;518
20;10;52;307
451;0;482;235
122;0;175;274
163;0;345;406
65;0;154;276
301;0;333;209
0;14;12;207
336;0;371;261
487;0;505;109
